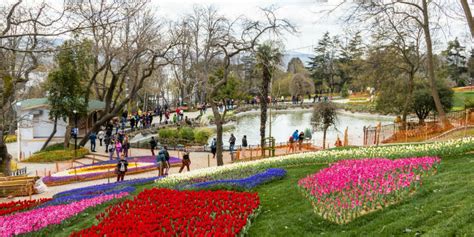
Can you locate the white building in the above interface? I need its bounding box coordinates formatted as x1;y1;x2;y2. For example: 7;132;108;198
16;98;105;158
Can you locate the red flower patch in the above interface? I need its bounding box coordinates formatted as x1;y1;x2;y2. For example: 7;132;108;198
0;198;51;216
71;189;260;236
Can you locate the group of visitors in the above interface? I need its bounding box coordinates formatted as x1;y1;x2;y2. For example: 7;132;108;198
90;123;131;161
128;112;154;131
209;133;248;161
288;129;305;152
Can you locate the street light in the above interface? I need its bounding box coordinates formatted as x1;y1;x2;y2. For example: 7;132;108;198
73;110;78;160
15;102;22;161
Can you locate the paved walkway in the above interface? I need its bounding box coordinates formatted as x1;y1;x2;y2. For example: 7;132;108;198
2;146;236;202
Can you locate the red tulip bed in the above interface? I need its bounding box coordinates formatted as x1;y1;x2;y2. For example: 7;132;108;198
0;198;51;216
298;157;440;224
71;188;261;237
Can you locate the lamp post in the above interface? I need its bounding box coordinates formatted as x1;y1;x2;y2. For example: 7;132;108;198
73;110;78;160
15;102;22;161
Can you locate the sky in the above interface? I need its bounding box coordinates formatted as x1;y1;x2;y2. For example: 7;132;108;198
3;0;472;54
151;0;473;54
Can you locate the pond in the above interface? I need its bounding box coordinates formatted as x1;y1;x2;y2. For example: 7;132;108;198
213;109;394;147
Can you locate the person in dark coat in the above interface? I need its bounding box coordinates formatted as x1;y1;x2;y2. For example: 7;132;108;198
116;156;128;182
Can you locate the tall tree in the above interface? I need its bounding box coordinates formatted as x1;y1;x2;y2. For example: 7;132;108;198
307;32;340;94
207;8;294;166
442;38;468;87
348;0;451;128
42;41;90;150
74;1;178;146
0;0;91;174
255;42;282;150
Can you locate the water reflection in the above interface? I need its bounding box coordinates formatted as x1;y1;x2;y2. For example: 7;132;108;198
212;110;393;147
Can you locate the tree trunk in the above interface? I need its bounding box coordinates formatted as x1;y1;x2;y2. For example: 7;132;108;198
461;0;474;38
422;0;449;128
210;101;224;166
0;76;11;175
41;116;58;151
260;68;270;151
322;128;327;149
401;71;415;128
64;124;71;149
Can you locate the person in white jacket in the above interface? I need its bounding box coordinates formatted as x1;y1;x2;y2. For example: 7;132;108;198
98;130;105;147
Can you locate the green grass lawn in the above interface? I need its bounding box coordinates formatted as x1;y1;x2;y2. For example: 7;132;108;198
452;91;474;111
25;152;474;236
24;143;89;163
248;154;474;236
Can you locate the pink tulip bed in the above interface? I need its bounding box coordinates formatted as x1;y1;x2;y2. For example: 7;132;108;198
0;193;128;237
298;157;441;224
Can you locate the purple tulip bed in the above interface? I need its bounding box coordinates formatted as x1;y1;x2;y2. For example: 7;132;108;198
43;156;180;186
177;168;287;191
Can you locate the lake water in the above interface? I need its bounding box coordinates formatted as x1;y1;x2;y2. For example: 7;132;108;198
213;110;393;147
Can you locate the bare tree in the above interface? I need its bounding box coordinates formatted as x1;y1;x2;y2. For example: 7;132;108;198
373;8;424;125
207;8;295;166
73;1;179;146
0;0;92;174
345;0;451;128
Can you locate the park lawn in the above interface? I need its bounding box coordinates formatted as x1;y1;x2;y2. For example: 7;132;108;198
452;91;474;111
248;154;474;236
24;144;89;163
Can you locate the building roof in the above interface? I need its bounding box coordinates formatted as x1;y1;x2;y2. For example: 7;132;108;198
18;98;106;112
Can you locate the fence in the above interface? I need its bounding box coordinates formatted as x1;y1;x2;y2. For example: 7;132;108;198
8;167;27;177
363;109;474;145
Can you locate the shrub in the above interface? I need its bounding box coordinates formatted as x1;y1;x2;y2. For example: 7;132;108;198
5;135;16;143
178;127;195;141
158;128;177;139
195;128;212;144
25;147;89;163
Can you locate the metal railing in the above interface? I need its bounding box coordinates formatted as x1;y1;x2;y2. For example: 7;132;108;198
9;167;27;177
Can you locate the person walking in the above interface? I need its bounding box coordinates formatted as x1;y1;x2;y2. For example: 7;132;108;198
157;146;170;176
241;135;248;158
115;140;122;160
104;134;111;153
89;132;97;152
179;150;191;173
210;138;217;159
288;135;295;153
108;140;115;160
229;134;236;153
116;156;128;182
298;131;305;151
130;115;136;131
98;130;105;147
122;135;130;158
149;136;157;156
158;109;163;124
292;130;299;142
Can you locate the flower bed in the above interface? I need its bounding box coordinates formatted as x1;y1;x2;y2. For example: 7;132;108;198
155;138;474;189
41;177;157;207
179;168;286;191
298;157;440;224
43;156;180;186
71;189;260;236
0;198;51;216
0;193;127;237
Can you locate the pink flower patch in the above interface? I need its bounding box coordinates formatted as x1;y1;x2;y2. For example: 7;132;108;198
298;157;440;224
